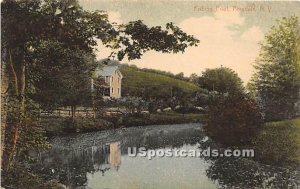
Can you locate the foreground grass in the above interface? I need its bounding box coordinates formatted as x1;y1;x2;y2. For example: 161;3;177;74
41;113;205;136
252;117;300;166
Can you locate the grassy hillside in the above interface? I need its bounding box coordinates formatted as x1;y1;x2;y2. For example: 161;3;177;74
120;65;204;97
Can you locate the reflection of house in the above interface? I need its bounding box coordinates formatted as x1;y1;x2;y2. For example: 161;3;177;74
92;66;123;99
109;141;121;169
90;141;121;175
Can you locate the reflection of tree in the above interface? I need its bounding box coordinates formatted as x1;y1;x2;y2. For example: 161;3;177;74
92;145;110;173
31;145;111;188
206;157;300;188
199;139;300;189
120;126;205;153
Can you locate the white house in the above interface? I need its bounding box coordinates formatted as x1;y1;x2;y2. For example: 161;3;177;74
92;66;123;99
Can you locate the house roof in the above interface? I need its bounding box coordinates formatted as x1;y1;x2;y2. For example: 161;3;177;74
95;66;123;77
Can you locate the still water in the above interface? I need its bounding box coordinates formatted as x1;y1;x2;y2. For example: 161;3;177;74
31;124;300;189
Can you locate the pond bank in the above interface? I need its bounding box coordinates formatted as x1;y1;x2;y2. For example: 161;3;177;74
41;113;206;136
251;117;300;166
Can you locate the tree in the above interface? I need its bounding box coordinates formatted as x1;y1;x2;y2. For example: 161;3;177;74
189;73;198;83
198;67;244;96
249;16;300;121
30;40;95;124
1;0;52;169
201;68;261;146
175;72;185;80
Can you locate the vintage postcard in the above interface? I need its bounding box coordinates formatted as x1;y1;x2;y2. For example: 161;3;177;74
1;0;300;189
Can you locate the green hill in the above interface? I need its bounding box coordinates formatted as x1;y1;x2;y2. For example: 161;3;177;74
120;65;204;98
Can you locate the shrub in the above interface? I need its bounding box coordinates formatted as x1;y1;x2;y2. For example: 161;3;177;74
205;94;263;146
2;164;63;189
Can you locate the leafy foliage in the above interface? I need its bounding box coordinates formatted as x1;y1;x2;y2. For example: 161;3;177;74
205;94;263;146
30;40;95;110
198;67;244;95
111;21;199;60
1;163;63;189
2;96;50;168
249;16;300;121
17;118;52;161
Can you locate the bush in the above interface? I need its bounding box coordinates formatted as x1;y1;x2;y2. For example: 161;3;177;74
174;106;205;114
1;164;64;189
121;113;203;127
40;117;113;135
75;117;113;132
205;95;263;146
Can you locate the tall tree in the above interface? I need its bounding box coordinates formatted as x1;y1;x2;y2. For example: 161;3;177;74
198;67;244;96
30;40;95;124
1;0;49;168
249;16;300;121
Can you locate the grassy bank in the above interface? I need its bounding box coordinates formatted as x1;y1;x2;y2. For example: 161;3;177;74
41;113;205;136
40;116;113;136
252;117;300;166
120;113;205;127
120;65;204;96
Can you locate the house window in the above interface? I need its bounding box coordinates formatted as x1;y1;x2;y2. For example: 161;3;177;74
112;77;113;82
118;88;120;94
112;88;114;94
104;88;110;96
105;76;109;83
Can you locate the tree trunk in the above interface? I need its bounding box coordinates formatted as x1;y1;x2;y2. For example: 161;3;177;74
8;127;19;168
8;49;19;96
3;49;21;170
1;57;9;168
20;61;26;115
7;56;26;169
71;105;76;127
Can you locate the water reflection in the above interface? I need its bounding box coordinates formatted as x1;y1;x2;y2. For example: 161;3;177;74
200;138;300;189
30;124;300;189
206;157;300;188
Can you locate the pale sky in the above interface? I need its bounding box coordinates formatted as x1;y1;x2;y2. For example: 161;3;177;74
79;1;300;84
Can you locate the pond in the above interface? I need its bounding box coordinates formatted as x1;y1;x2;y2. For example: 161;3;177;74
30;124;300;189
